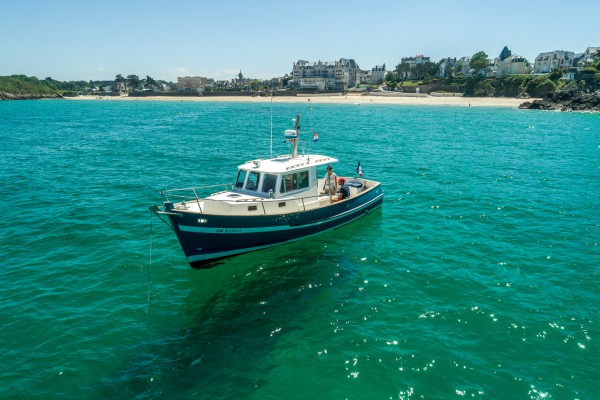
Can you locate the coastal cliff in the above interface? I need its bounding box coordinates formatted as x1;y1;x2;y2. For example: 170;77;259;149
519;91;600;111
519;86;600;112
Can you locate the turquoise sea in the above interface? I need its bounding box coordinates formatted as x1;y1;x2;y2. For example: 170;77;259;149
0;99;598;399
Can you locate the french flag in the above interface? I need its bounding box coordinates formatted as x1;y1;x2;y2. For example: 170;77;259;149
313;132;318;142
356;161;362;176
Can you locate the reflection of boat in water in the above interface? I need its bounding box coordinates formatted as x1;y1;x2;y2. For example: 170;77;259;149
150;114;383;268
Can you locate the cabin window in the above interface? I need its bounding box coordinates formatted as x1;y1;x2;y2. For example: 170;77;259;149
297;171;309;189
246;171;260;191
280;170;309;193
281;174;292;193
234;169;247;188
261;174;277;194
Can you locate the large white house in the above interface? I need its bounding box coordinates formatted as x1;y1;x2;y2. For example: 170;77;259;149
534;50;575;73
289;58;361;90
400;54;431;67
496;55;531;77
177;76;207;92
495;47;531;77
576;47;600;67
370;64;386;85
459;56;471;75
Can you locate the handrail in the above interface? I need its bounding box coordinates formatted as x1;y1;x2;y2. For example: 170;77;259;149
159;180;377;216
161;184;230;203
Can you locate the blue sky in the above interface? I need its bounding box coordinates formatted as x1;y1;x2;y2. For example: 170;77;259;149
1;0;598;82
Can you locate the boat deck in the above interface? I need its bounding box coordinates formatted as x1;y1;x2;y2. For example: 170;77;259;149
168;178;378;217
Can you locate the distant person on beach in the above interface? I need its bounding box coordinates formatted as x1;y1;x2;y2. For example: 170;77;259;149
322;165;337;195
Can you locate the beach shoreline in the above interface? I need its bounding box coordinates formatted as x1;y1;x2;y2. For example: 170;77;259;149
65;94;528;108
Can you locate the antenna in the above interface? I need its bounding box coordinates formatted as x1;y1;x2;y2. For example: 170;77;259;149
270;81;273;159
292;114;300;158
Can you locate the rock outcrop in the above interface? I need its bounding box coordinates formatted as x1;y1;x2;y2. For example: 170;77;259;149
519;88;600;112
0;92;61;100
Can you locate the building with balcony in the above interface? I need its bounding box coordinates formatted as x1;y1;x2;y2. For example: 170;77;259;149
289;58;361;90
534;50;575;74
177;76;207;92
400;54;431;67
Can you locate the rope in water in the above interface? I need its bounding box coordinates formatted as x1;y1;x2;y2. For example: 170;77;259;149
147;209;153;313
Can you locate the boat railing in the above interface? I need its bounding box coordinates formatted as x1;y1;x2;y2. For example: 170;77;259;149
159;183;374;216
161;184;231;206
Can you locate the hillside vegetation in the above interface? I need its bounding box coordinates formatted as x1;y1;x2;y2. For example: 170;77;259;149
0;75;88;99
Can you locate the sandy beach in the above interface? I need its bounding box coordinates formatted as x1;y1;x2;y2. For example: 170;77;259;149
68;93;528;108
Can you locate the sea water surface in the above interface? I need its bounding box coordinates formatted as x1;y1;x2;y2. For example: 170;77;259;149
0;99;598;399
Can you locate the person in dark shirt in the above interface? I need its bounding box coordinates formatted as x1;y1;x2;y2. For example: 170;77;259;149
332;178;349;202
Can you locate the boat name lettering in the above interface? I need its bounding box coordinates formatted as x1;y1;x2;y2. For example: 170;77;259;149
216;228;242;233
286;163;304;170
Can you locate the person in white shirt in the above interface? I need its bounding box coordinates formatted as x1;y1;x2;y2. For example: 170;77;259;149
322;165;337;195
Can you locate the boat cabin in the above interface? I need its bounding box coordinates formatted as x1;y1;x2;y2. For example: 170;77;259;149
231;154;338;200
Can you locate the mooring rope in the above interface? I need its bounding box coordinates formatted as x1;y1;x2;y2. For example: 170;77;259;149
147;209;153;313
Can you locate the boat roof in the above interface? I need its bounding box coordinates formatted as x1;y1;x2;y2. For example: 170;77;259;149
238;154;338;174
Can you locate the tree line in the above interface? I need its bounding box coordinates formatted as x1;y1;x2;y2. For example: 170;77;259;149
113;74;159;92
384;51;491;90
382;50;600;97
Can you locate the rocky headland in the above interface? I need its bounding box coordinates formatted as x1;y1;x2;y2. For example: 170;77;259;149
519;85;600;112
0;92;61;100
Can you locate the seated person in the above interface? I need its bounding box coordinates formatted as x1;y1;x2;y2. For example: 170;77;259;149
332;178;349;202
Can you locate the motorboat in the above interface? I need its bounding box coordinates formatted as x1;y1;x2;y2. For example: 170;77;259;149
150;114;383;268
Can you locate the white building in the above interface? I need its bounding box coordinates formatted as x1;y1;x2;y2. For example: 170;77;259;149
576;47;600;67
458;56;471;76
401;54;431;67
496;55;531;77
177;76;206;92
534;50;575;74
438;58;457;77
290;58;361;90
370;64;386;84
495;47;531;77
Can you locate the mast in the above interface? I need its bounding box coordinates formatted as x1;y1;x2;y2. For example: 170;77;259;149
270;83;273;159
292;114;300;158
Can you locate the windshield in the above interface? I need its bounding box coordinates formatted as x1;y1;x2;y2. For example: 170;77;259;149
246;171;260;191
234;169;247;188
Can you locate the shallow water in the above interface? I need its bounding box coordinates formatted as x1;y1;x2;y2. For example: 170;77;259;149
1;100;598;399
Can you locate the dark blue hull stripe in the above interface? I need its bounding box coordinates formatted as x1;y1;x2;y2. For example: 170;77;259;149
179;193;383;235
186;198;383;263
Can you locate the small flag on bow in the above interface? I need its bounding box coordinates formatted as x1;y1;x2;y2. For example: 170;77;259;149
356;161;363;176
313;132;318;142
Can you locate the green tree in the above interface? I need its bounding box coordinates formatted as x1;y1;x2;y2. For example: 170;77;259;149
455;60;464;76
115;74;126;91
145;75;156;88
470;51;489;75
126;74;140;91
414;62;439;80
384;71;398;90
394;63;411;82
548;68;563;82
526;76;557;97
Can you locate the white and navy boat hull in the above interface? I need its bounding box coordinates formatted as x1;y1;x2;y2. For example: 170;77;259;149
164;186;383;268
